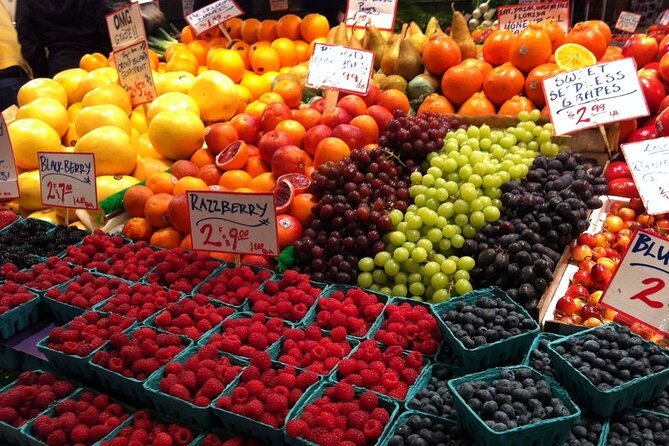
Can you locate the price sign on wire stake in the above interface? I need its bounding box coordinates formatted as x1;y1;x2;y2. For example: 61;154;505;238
497;0;569;35
106;2;145;51
542;57;649;135
621;136;669;215
0;116;19;200
187;190;279;256
615;11;642;33
38;152;98;210
115;40;157;106
186;0;244;36
344;0;398;30
269;0;288;12
600;229;669;336
658;9;669;26
306;43;374;95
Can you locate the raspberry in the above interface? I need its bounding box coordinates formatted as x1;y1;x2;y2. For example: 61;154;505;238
265;393;288;414
286;419;308;438
363;419;383;439
330;326;347;342
250;352;272;371
169;383;191;401
359;391;378;411
153;432;174;446
46;429;68;446
337;358;358;376
70;424;90;443
405;351;423;369
331;382;355;402
200;378;225;399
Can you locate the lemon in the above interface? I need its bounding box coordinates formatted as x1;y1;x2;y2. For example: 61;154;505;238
9;119;62;170
16;97;69;137
74;126;137;175
75;104;131;137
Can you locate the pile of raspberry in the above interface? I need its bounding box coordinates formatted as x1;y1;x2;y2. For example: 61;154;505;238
0;280;37;314
151;294;235;340
314;288;385;337
29;390;131;445
0;371;76;427
145;248;221;293
337;340;424;400
99;410;194;446
97;283;182;321
200;433;265;446
92;327;187;381
44;272;130;310
159;344;243;407
1;258;84;290
93;241;160;282
216;352;319;429
46;312;135;357
285;382;390;446
374;302;442;355
196;265;273;307
248;270;322;323
204;313;285;359
62;231;128;268
279;326;353;375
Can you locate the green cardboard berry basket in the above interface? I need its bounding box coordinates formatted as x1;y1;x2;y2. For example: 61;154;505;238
190;429;267;445
88;327;193;407
211;360;321;446
192;262;274;311
436;287;540;371
276;336;359;379
547;323;669;418
94;409;200;446
37;313;137;382
0;292;40;340
283;381;400;446
521;332;564;377
448;365;581;446
144;345;247;427
404;363;462;420
597;409;669;446
91;281;186;322
378;410;475;446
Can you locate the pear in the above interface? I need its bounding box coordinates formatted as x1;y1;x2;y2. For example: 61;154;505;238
380;25;405;75
348;32;364;50
333;23;349;46
394;37;424;82
407;21;428;54
425;16;443;37
367;25;389;70
450;4;477;59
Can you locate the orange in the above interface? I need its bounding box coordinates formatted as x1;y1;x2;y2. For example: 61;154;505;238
524;63;561;108
191;148;216;167
600;45;624;62
165;43;188;62
293;40;310;62
271;38;298;68
498;95;536;116
173;176;208;195
199;26;221;41
224;18;244;39
181;26;196;44
307;37;327;57
440;62;484;106
509;24;552;73
241;73;271;99
537;19;566;52
276;214;303;249
257;20;278;42
122;217;154;242
482;62;525;106
423;34;462;76
248;171;276;191
165;51;199;75
290;193;317;225
300;13;329;43
248;40;271;60
144;193;174;228
258;91;285;105
79;53;108;71
123;185;154;217
459;92;496;115
245;100;267;119
150;227;183;249
188;40;210;66
314;137;350;166
240;18;261;43
219;169;252;189
277;14;302;40
207;48;246;83
251;47;280;74
146;171;177;194
565;23;607;60
148;49;160;71
275;119;306;146
244;156;269;177
272;79;302;108
377;89;410;115
180;233;193;250
350;115;379;145
619;118;638;143
417;93;455;115
482;30;516;67
293;107;321;130
228;40;251;69
584;20;612;46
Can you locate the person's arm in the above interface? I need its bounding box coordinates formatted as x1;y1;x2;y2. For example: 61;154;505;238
15;0;47;77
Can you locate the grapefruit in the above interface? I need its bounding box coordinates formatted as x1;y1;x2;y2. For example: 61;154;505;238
276;214;302;249
146;92;200;122
75;104;131;137
81;83;132;115
8;119;62;170
155;71;196;95
148;111;205;160
53;68;88;105
16;97;69;137
17;78;67;107
188;70;239;122
74;126;137;175
17;170;44;211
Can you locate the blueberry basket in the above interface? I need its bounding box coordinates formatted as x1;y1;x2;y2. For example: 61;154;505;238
144;346;247;427
0;292;40;340
404;363;462;420
522;332;564;378
598;409;669;446
448;365;581;446
436;287;540;371
547;323;669;418
192;262;274;311
379;410;475;446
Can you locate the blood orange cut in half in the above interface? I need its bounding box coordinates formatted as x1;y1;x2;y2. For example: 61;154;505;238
215;140;249;171
274;178;294;214
276;172;311;194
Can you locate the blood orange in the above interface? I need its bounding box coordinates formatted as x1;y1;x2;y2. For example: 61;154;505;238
277;173;311;194
274;178;294;214
215;140;249;171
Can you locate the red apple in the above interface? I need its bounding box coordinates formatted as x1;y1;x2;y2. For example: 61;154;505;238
577;233;597;248
309;98;326;113
624;34;659;68
571;269;593;288
624;123;659;143
639;75;666;113
356;83;380;107
367;105;394;132
566;284;590;299
258;130;292;164
556;295;579;315
337;95;368;117
591;263;613;287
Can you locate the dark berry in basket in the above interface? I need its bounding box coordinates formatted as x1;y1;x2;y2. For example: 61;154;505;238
552;325;669;391
606;410;669;446
408;367;457;419
440;295;537;349
528;337;556;377
387;414;476;446
456;367;573;432
642;384;669;415
564;410;605;446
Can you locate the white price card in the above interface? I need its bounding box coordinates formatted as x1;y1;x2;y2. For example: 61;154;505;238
185;0;244;36
621;137;669;215
269;0;288;12
306;43;374;95
344;0;398;31
498;0;569;35
115;40;157;106
0;117;18;201
543;58;649;135
182;0;195;16
106;2;146;51
600;229;669;336
38;152;98;210
658;9;669;26
615;11;642;33
187;190;279;256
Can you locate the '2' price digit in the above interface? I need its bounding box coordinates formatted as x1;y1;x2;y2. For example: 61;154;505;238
575;106;591;125
200;223;222;247
630;277;666;308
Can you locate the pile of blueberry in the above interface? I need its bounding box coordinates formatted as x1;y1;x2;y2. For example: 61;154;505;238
408;367;457;419
564;411;606;446
387;414;476;446
642;385;669;415
526;336;557;378
455;367;572;432
605;410;669;446
551;325;669;391
440;296;537;349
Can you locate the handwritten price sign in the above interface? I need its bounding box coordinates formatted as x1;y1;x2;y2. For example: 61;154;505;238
615;11;642;33
115;40;157;106
38;152;98;210
543;58;649;135
621;137;669;215
306;43;374;95
106;2;145;51
345;0;398;31
658;9;669;26
498;0;569;34
0;116;18;200
600;229;669;336
186;0;244;36
187;190;279;256
269;0;288;12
